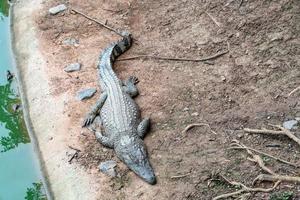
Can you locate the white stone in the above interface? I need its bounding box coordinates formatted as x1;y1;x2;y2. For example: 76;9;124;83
49;4;67;15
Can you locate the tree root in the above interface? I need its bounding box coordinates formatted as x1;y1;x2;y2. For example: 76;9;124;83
228;140;299;168
254;174;300;185
244;124;300;146
182;123;217;135
213;138;300;199
212;174;280;200
117;50;229;63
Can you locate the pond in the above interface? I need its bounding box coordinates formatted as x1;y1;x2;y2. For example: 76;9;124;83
0;0;47;199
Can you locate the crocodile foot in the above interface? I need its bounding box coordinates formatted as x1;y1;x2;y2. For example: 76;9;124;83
128;76;139;85
82;113;96;127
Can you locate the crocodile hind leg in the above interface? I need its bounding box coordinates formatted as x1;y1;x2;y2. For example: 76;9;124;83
82;92;107;127
123;76;139;97
137;117;150;139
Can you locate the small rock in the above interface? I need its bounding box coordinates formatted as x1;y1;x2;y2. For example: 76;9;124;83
99;160;117;177
63;38;79;46
76;88;97;101
183;107;189;112
64;63;81;72
283;120;298;130
267;32;284;42
191;112;199;116
49;4;67;15
237;132;244;138
220;75;226;82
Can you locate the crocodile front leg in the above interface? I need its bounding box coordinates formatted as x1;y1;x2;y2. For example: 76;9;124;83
95;131;114;148
82;92;107;127
137;117;150;138
123;76;139;97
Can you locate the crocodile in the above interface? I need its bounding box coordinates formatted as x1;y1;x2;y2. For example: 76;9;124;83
82;32;156;184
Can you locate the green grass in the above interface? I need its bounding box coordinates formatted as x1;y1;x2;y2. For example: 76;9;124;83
270;191;293;200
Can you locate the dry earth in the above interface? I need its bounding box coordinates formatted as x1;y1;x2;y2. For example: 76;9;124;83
32;0;300;199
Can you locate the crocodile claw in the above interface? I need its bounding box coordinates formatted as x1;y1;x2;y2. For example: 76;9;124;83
82;114;96;127
129;76;139;85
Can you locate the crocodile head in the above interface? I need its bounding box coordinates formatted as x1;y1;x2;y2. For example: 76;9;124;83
115;135;156;185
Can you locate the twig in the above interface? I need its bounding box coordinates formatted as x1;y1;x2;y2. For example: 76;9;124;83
182;123;217;135
117;50;229;62
244;125;300;146
288;85;300;96
68;146;81;164
102;8;123;13
253;174;300;184
205;11;221;27
71;8;123;37
170;172;191;179
68;145;81;152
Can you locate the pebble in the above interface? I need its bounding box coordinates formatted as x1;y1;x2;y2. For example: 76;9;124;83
191;112;199;116
64;63;81;72
49;4;67;15
62;38;79;46
183;107;189;112
76;88;97;101
283;120;298;130
99;160;117;177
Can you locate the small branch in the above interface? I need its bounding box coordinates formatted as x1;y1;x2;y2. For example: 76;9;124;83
68;145;81;164
170;172;191;179
254;174;300;184
205;11;221;27
288;85;300;96
117;50;229;62
102;8;123;13
182;123;217;135
244;126;300;146
68;145;81;152
71;8;123;37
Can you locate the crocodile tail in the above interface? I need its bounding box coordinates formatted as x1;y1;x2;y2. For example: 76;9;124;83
110;32;132;62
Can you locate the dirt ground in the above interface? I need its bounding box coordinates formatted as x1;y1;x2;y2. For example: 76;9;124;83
34;0;299;199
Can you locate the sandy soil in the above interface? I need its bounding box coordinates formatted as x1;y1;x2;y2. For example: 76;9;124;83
14;0;300;199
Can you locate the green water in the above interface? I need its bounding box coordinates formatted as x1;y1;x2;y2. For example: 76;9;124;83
0;1;47;199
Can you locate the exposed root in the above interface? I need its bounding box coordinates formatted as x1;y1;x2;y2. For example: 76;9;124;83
253;174;300;185
170;172;191;179
205;11;221;27
213;139;286;199
228;140;299;168
244;125;300;146
117;50;229;63
230;140;276;175
212;174;280;200
288;85;300;96
182;123;217;135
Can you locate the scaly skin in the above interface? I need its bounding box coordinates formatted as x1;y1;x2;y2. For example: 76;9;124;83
83;32;156;185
